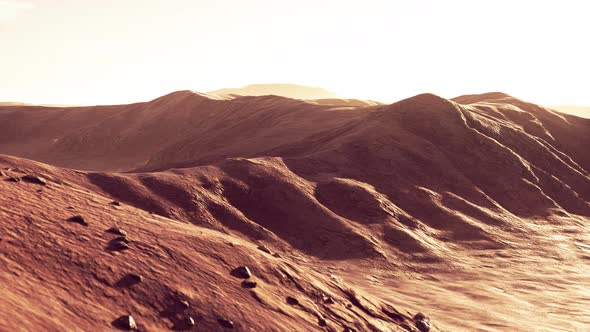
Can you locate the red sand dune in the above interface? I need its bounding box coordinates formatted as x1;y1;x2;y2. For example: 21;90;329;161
0;91;589;331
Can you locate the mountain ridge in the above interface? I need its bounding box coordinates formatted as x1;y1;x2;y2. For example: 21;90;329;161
0;90;589;330
208;83;340;100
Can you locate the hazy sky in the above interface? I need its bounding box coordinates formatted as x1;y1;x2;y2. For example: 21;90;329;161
1;0;589;105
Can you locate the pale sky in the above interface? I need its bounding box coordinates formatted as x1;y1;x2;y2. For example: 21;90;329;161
1;0;589;106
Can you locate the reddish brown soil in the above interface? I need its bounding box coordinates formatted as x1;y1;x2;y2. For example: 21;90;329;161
0;91;589;331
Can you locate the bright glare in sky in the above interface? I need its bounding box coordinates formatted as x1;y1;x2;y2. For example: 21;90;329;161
0;0;588;105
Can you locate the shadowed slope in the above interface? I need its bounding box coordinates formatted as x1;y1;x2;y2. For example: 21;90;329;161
0;156;428;332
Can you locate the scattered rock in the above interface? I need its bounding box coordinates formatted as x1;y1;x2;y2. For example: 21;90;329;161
21;174;47;185
184;317;195;326
110;200;121;206
286;296;299;305
218;318;234;329
0;171;5;177
108;239;130;251
382;304;404;321
113;241;130;250
413;313;427;320
174;316;195;330
67;215;88;226
6;176;21;183
120;273;141;285
257;245;272;254
241;280;257;288
114;236;129;243
415;320;430;332
106;227;127;236
178;300;190;310
160;299;191;320
231;266;251;279
413;312;430;332
112;315;137;330
272;253;281;258
323;296;335;304
343;327;356;332
115;273;143;287
318;318;327;326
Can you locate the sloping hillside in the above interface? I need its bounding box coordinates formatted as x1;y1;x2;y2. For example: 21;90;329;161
0;91;372;171
0;157;429;332
1;91;589;331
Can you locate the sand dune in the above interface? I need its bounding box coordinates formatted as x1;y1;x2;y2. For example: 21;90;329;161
0;91;589;331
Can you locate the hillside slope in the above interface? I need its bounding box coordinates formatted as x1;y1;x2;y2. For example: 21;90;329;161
0;91;371;171
0;92;589;331
0;157;428;332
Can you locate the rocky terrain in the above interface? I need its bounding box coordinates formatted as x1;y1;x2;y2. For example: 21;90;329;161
0;91;589;331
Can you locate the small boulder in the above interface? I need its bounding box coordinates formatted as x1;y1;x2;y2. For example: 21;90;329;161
231;266;251;279
67;215;88;226
323;296;335;304
128;273;142;283
318;318;327;326
174;316;195;330
178;300;190;310
114;236;129;243
286;296;299;305
115;273;143;287
241;280;257;288
21;174;47;185
218;318;234;329
110;200;121;206
413;312;430;332
0;170;5;177
257;245;272;254
106;227;127;236
6;176;21;183
184;317;195;326
108;239;130;251
113;315;137;330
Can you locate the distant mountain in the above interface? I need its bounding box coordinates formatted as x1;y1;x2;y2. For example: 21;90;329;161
0;102;32;106
0;101;77;107
552;105;590;118
208;83;339;100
